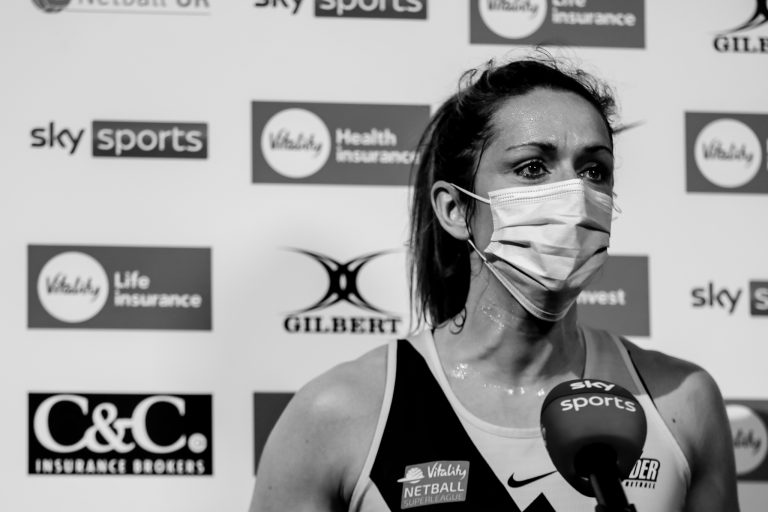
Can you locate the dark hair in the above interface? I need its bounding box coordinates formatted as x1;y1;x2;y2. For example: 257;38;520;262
408;53;618;329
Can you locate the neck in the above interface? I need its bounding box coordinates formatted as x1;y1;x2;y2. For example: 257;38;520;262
433;264;585;390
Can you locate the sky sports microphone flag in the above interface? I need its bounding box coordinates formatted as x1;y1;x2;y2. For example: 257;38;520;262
540;379;646;510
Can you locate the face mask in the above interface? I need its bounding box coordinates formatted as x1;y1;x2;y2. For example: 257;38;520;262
451;178;613;322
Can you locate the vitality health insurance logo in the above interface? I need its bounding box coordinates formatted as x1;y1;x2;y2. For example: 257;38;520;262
252;101;428;185
253;0;426;19
282;249;404;335
576;255;650;336
29;393;212;475
29;245;212;330
686;113;768;193
726;401;768;481
713;0;768;53
691;280;768;316
30;121;208;159
470;0;644;48
32;0;211;15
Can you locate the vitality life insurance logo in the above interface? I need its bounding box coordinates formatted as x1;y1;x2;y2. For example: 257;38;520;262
30;121;208;159
470;0;645;48
282;249;404;335
29;393;212;476
726;401;768;481
252;102;429;185
713;0;768;53
28;245;212;330
32;0;211;16
686;113;768;193
576;255;650;337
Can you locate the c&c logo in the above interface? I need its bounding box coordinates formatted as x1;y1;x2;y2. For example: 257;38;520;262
36;251;110;323
260;108;331;179
29;393;212;475
726;401;768;480
687;113;768;193
282;249;404;335
713;0;768;53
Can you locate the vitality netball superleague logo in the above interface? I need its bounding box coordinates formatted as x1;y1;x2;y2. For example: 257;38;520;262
283;249;403;335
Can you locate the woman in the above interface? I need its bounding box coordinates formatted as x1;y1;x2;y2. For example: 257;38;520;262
249;55;739;511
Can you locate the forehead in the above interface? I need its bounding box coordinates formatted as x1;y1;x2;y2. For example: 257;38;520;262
488;88;611;148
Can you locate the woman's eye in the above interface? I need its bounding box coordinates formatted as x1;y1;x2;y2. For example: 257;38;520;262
579;166;610;183
515;161;549;179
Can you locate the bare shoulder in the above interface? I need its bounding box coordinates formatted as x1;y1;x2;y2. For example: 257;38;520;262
250;345;389;512
619;339;728;466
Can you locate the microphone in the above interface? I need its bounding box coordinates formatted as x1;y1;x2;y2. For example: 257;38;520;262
540;379;646;512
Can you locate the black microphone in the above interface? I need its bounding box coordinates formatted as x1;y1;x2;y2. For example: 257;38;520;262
540;379;647;512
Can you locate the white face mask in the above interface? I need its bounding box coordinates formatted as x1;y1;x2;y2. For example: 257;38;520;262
451;178;613;322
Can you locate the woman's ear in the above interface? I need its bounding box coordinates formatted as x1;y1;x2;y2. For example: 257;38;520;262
431;180;470;241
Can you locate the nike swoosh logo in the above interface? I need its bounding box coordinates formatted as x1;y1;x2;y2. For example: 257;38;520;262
507;470;557;488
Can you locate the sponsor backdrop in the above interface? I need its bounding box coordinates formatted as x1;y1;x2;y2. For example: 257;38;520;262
1;0;766;510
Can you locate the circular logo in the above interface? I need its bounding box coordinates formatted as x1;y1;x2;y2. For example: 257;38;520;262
695;118;762;188
37;251;109;323
260;108;331;179
479;0;548;39
727;404;768;475
187;433;208;454
32;0;71;13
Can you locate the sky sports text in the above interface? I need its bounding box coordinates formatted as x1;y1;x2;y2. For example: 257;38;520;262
30;121;207;158
560;395;638;413
691;281;768;316
254;0;426;18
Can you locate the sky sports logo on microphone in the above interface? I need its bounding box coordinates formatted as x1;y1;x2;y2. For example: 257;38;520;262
29;120;208;159
558;380;638;413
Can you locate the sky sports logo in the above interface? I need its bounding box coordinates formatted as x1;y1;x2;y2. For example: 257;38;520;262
32;0;211;16
252;102;428;185
576;255;650;336
253;0;426;19
470;0;645;48
691;281;768;316
30;120;208;159
28;245;212;330
726;400;768;481
686;113;768;193
29;393;212;476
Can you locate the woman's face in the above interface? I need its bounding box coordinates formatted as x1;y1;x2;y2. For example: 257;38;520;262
469;87;614;248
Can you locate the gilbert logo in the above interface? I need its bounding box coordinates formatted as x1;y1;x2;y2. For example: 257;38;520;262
260;108;331;178
29;393;212;475
713;0;768;53
282;249;403;335
726;403;768;479
687;113;768;193
399;461;469;509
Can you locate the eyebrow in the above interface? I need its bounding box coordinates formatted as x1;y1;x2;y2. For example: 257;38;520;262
504;141;614;155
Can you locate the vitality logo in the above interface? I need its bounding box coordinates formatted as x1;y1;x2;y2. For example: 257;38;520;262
399;461;469;509
282;249;403;335
713;0;768;53
726;401;768;480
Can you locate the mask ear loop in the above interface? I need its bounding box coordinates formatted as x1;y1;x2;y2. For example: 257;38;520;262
461;137;487;247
